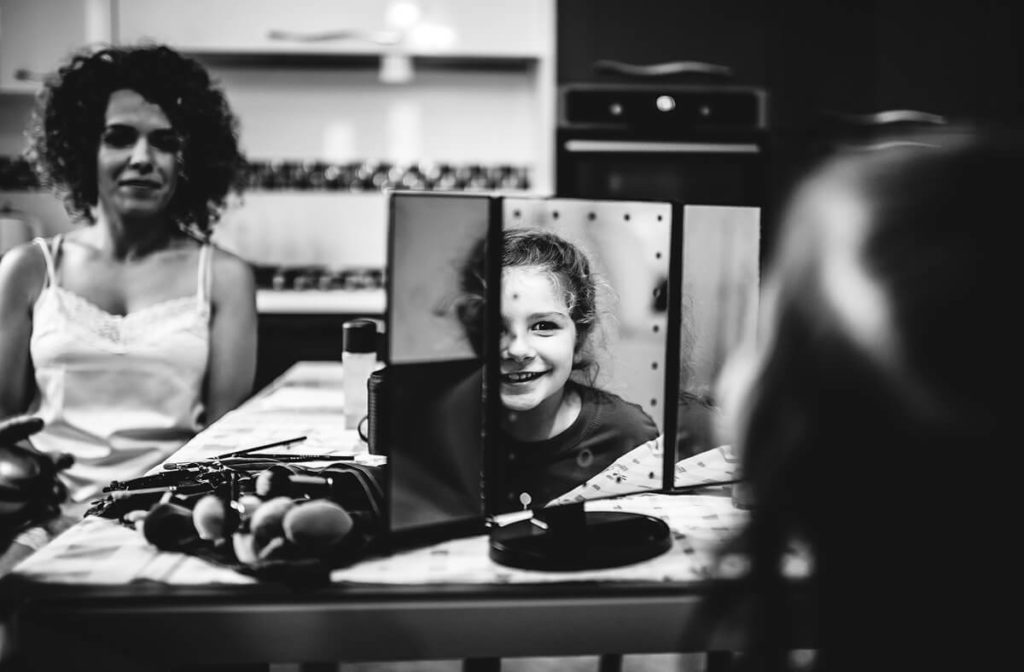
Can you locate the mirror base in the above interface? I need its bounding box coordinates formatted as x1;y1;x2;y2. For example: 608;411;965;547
488;505;672;571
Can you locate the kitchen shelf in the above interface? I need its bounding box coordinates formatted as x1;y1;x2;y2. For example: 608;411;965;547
115;0;550;61
256;288;385;315
189;52;540;72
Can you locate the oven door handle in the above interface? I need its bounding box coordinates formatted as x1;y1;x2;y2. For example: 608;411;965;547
563;140;761;154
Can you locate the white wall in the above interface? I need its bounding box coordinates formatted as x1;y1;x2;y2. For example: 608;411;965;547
0;63;542;266
214;65;539;165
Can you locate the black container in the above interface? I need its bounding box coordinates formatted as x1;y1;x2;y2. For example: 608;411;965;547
366;367;388;456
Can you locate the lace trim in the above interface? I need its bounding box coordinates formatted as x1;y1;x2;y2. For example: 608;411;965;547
45;286;208;345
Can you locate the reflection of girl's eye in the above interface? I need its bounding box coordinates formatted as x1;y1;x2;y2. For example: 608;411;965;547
531;320;560;333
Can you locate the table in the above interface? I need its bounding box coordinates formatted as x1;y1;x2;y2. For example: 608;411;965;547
0;362;815;671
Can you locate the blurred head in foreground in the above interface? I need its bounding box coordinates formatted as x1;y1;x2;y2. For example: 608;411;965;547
708;126;1019;671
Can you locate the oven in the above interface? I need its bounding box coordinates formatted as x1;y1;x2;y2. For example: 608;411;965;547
556;84;769;207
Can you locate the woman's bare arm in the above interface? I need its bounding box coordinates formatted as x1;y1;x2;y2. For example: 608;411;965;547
0;243;46;419
204;247;258;425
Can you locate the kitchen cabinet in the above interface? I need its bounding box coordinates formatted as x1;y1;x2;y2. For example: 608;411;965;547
556;0;1024;257
116;0;556;193
255;313;384;393
558;0;1023;127
756;0;879;228
869;1;1024;125
0;0;112;93
211;192;389;271
761;0;1024;133
256;313;346;393
763;1;1024;221
117;0;551;60
557;0;768;86
555;1;873;214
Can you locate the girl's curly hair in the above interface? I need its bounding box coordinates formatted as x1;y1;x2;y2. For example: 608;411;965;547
456;228;601;378
501;228;599;349
26;44;246;234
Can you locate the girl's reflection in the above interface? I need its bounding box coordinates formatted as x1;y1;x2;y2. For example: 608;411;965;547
458;229;659;511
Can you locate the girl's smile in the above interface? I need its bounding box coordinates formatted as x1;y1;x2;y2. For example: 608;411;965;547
502;370;547;383
500;265;578;429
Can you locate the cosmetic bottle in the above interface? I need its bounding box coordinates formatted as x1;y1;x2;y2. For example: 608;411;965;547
342;319;377;431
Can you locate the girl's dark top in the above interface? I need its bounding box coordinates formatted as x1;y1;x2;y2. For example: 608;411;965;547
500;383;659;510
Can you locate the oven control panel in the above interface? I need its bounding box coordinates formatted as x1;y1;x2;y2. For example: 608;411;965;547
560;85;766;131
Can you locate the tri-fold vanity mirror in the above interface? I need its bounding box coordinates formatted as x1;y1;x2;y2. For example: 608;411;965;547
381;191;759;568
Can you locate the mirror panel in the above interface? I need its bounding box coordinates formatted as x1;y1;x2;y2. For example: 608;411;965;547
388;193;492;365
494;197;674;513
674;205;760;477
385;192;494;535
503;197;673;421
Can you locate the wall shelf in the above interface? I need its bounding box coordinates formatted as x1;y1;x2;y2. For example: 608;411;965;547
189;52;540;73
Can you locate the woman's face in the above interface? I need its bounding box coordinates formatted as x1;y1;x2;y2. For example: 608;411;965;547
500;265;578;415
96;89;180;221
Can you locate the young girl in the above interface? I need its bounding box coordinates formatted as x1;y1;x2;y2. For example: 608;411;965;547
496;229;659;510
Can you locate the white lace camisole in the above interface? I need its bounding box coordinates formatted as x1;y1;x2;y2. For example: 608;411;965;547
28;235;212;503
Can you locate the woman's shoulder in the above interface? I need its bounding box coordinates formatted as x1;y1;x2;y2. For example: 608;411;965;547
207;244;255;285
205;243;256;310
0;239;49;305
0;237;47;267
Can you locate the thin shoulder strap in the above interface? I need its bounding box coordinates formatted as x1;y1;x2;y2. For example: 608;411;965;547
32;234;61;288
197;243;213;306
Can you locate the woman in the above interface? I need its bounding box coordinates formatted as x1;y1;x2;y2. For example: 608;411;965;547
703;127;1017;671
0;45;256;547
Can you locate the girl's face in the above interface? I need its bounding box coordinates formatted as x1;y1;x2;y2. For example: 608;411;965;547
96;89;180;221
500;265;578;415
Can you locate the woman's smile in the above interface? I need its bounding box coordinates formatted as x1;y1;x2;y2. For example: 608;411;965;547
118;178;162;189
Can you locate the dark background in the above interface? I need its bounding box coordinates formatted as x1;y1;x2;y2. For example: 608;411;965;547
557;0;1024;234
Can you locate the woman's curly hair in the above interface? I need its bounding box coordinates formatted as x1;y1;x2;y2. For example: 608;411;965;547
26;44;246;235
